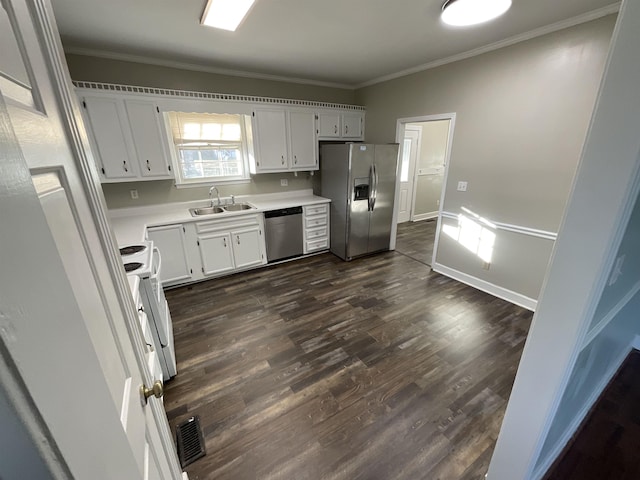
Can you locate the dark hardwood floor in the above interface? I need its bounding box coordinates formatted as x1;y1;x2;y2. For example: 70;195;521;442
543;350;640;480
395;219;437;266
164;246;532;479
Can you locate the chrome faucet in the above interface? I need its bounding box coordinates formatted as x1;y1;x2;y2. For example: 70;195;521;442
208;185;221;207
230;194;236;205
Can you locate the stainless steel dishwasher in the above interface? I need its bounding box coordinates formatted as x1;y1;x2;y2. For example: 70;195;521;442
264;207;304;263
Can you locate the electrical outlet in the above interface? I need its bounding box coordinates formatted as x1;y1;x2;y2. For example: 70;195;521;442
280;179;288;187
457;181;468;192
130;189;139;199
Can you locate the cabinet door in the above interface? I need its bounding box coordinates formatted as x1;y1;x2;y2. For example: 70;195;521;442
146;224;192;285
231;227;265;270
124;100;172;178
253;109;288;172
82;96;137;180
318;112;340;138
199;233;235;276
342;113;363;138
289;111;318;170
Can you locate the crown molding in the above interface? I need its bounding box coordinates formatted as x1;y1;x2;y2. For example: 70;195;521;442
64;46;355;90
356;2;621;89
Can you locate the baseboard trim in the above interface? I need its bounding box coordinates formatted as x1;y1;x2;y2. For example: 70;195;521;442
412;212;438;221
531;345;632;480
432;262;537;311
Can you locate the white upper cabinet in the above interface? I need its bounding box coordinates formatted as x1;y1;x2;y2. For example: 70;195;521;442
124;100;173;178
79;92;173;182
342;112;364;138
82;96;137;180
251;108;318;173
252;109;289;172
288;111;318;170
318;111;365;140
318;112;341;138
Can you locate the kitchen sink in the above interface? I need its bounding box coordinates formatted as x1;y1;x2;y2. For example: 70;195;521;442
223;203;255;211
189;206;225;217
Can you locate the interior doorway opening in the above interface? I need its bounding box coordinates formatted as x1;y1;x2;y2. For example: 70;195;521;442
392;114;455;267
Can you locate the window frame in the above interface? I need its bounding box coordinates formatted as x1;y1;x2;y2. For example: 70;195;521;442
164;111;252;187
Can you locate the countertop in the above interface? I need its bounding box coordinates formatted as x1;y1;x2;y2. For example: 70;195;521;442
109;189;330;245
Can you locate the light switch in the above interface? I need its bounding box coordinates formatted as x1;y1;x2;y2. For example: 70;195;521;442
130;189;139;199
457;181;468;192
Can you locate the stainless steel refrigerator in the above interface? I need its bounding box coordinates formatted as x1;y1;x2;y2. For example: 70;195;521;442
320;143;399;261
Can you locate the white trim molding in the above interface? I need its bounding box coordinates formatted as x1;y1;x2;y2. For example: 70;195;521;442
358;3;621;88
432;262;538;311
412;212;438;221
582;280;640;349
73;81;366;111
440;211;558;241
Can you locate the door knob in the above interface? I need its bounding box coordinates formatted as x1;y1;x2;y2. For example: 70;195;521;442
140;380;164;404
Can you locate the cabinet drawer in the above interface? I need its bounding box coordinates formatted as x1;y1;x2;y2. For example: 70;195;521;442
304;204;328;216
306;238;328;252
304;214;327;229
195;214;261;234
305;226;327;240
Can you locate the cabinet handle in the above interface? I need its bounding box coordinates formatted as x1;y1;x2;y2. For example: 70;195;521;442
294;155;297;164
223;238;227;247
334;125;338;134
237;235;240;245
146;159;151;171
123;160;128;172
281;155;285;165
345;125;349;134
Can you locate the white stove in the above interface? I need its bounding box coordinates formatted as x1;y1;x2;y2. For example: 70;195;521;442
119;240;176;381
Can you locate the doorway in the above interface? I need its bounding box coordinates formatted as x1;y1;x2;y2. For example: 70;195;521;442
392;114;455;267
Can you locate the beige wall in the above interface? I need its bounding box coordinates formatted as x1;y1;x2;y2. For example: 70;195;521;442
66;54;356;104
67;54;357;208
356;15;615;301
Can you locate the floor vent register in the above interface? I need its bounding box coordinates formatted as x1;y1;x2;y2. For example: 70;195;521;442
176;416;206;468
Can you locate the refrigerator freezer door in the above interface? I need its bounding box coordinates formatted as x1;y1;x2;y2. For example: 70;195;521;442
320;144;351;260
347;144;375;259
368;144;399;254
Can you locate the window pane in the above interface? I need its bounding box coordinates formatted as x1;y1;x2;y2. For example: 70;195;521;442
400;138;411;182
183;123;201;140
201;123;222;139
221;124;241;141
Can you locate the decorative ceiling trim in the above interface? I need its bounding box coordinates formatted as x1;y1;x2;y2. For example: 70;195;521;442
356;2;621;89
64;46;355;90
73;81;366;110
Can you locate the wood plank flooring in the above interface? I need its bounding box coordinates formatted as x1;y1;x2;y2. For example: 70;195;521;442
164;247;532;479
395;219;437;266
543;350;640;480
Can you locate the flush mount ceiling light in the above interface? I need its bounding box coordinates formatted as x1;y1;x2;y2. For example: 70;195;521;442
441;0;512;27
201;0;256;31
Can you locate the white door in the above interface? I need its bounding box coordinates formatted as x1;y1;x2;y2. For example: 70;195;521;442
199;233;235;275
288;111;317;170
252;109;288;171
231;227;265;269
0;1;181;478
147;224;193;285
398;128;420;223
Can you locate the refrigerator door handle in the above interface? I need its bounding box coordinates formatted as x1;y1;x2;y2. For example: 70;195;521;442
367;165;375;212
371;164;378;211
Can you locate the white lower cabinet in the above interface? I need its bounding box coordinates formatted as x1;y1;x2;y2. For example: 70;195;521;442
146;224;193;286
303;203;330;254
192;214;267;279
198;232;235;276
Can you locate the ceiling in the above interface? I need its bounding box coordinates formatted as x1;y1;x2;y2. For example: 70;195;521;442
50;0;619;88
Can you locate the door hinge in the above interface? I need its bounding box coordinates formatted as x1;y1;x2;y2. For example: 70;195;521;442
101;167;105;174
252;111;255;117
82;100;87;109
168;165;172;171
156;106;160;113
197;240;200;246
182;226;185;233
190;268;193;274
259;229;262;235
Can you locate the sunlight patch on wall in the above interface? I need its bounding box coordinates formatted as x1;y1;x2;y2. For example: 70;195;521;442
442;207;496;263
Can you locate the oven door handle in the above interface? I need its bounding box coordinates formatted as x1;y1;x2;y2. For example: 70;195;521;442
152;247;162;281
